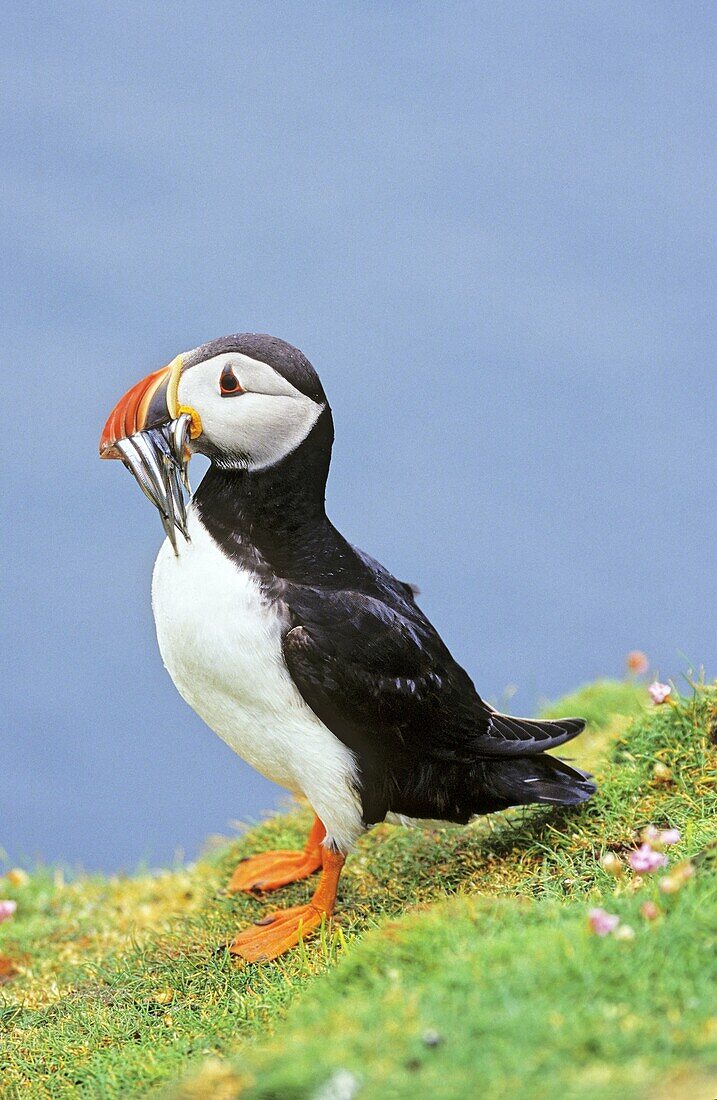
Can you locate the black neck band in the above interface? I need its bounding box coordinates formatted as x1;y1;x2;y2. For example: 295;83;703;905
193;409;355;582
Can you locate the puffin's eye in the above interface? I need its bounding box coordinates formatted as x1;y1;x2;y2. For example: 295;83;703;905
220;364;244;397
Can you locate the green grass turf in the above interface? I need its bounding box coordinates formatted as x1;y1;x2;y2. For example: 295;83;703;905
1;677;715;1099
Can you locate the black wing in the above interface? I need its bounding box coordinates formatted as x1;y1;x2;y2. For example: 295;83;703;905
282;585;584;771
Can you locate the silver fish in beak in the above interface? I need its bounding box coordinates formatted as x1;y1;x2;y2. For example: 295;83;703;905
100;356;197;553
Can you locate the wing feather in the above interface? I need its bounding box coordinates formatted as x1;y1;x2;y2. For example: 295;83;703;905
282;589;585;762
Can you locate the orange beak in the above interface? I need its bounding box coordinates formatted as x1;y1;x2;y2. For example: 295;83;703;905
99;355;184;459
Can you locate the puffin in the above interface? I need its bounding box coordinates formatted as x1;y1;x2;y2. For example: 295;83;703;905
100;333;594;961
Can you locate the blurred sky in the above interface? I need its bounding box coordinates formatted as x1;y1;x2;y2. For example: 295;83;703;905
2;2;715;871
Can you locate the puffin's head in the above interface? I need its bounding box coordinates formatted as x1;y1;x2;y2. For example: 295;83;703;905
100;333;329;472
100;334;332;550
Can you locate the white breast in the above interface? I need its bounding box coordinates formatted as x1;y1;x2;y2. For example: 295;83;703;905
150;508;363;851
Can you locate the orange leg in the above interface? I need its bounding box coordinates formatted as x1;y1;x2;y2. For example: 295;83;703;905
228;845;345;962
226;816;325;894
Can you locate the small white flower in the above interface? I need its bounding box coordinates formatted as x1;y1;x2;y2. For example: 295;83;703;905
312;1069;362;1100
648;681;671;705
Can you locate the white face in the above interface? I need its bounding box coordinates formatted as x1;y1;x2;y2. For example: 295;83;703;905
177;351;324;470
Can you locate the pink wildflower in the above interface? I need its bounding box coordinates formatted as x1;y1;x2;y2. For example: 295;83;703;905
0;900;17;923
629;844;668;874
626;651;649;675
640;825;681;849
648;681;671;705
588;908;620;936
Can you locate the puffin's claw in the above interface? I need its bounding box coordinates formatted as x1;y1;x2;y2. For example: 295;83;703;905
228;843;345;962
226;848;323;893
228;903;328;962
226;817;327;894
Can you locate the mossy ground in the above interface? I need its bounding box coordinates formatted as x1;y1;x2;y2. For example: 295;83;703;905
1;678;715;1099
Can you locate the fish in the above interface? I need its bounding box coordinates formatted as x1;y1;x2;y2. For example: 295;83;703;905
113;413;192;554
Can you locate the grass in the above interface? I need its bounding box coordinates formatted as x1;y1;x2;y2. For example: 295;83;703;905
1;677;715;1099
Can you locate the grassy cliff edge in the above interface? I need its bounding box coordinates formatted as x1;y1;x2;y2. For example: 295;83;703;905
1;678;715;1099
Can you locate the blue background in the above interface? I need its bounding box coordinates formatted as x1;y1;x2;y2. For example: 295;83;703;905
3;3;715;870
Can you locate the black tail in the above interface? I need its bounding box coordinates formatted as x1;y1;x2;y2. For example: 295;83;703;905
482;711;587;755
376;711;595;823
485;754;596;809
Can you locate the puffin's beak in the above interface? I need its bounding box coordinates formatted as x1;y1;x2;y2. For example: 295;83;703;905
99;355;194;553
99;355;184;460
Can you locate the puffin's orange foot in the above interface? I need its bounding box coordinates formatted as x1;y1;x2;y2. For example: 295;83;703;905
226;837;345;963
226;849;322;893
227;903;326;961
